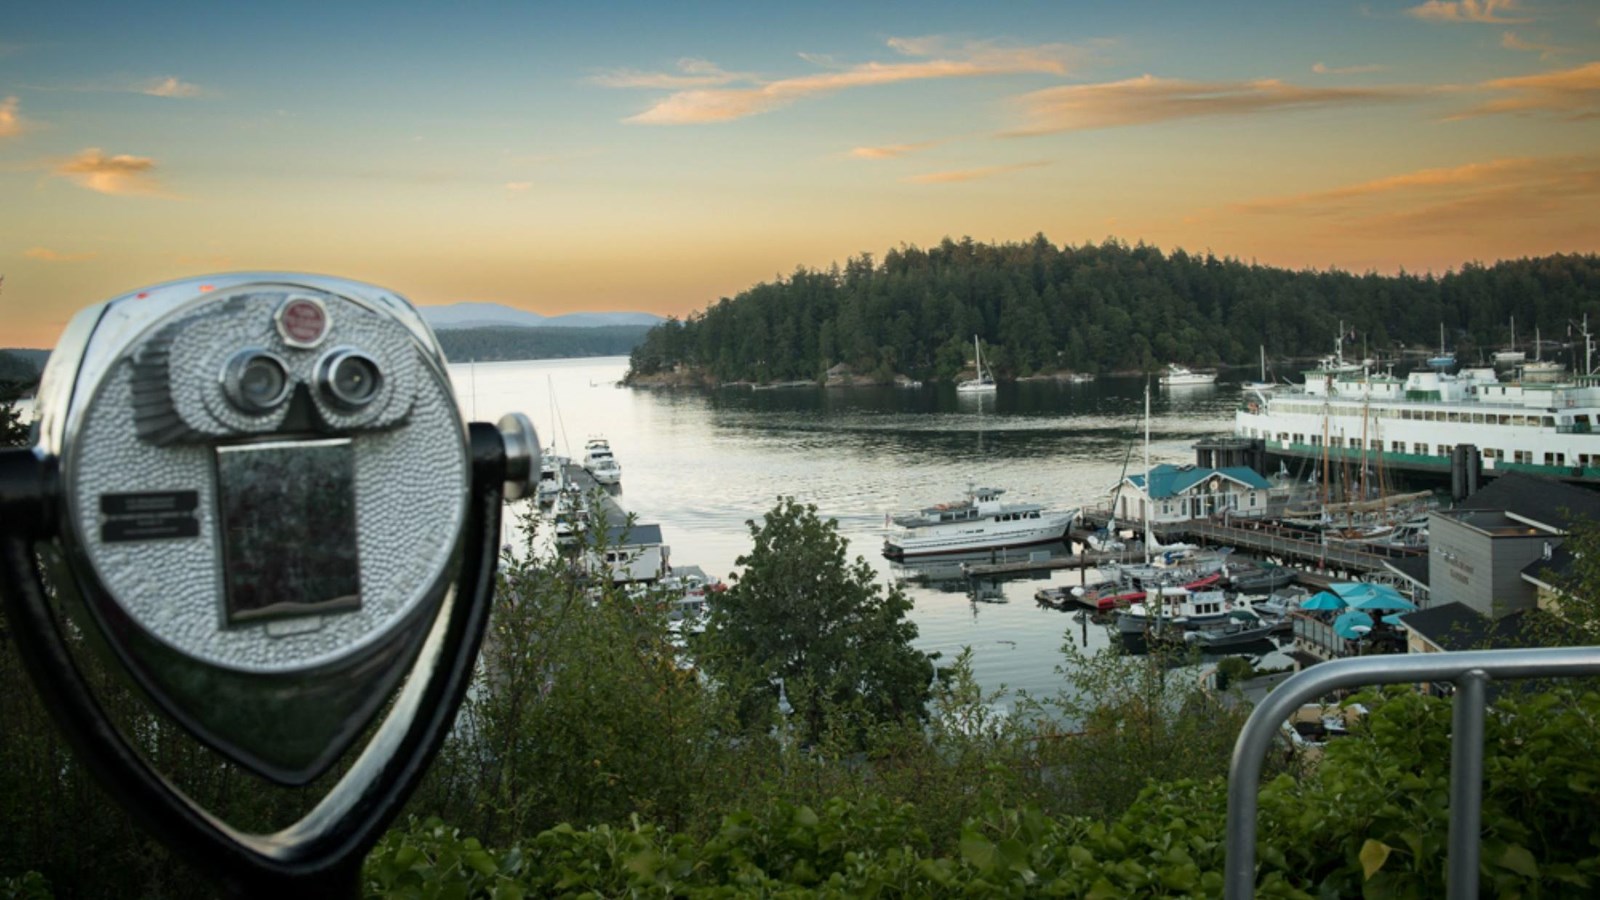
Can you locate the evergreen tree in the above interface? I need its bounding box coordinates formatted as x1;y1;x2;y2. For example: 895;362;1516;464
701;497;933;746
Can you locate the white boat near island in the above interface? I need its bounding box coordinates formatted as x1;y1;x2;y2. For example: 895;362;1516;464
956;335;997;393
882;485;1077;559
1158;364;1217;386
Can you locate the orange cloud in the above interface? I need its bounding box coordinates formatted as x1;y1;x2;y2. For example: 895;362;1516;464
615;38;1076;124
1230;155;1600;237
903;161;1050;184
1312;62;1385;75
849;140;943;160
1501;32;1569;59
53;148;168;196
1455;60;1600;119
24;247;97;262
1007;75;1405;135
1234;157;1547;212
504;181;533;192
1407;0;1529;24
0;96;27;138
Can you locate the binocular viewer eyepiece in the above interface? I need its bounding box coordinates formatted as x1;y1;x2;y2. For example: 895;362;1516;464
0;273;538;896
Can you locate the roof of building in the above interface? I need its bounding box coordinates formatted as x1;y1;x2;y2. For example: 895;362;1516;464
1127;464;1272;499
603;523;664;546
1384;555;1430;589
1398;602;1540;651
1520;544;1578;589
1457;473;1600;533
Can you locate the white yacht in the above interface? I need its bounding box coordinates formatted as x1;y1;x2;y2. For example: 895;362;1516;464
536;450;568;504
1158;364;1217;387
882;485;1076;559
583;437;622;485
956;335;997;393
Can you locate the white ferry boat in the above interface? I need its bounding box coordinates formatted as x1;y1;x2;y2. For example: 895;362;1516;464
882;485;1077;559
1159;364;1217;387
1236;362;1600;483
583;437;622;485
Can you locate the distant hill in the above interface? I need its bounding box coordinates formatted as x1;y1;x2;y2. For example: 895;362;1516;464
418;302;663;331
434;325;653;362
0;349;48;383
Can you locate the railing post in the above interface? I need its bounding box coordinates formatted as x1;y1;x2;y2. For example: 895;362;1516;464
1448;670;1488;900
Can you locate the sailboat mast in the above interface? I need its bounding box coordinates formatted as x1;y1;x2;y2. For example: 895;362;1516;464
1143;383;1152;566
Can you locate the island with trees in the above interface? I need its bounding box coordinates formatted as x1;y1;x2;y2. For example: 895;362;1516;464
624;235;1600;387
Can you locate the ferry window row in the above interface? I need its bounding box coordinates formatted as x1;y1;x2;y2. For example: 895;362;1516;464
1244;432;1593;470
1268;401;1559;428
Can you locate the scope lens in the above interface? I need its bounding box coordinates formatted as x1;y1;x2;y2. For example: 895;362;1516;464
318;349;383;410
222;350;292;414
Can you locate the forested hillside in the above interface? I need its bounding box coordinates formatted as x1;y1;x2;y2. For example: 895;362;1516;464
625;235;1600;385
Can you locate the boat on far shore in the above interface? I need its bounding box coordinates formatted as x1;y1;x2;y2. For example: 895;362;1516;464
956;335;998;394
1159;364;1217;387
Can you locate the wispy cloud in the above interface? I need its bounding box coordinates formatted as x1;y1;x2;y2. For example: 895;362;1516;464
1406;0;1530;24
139;76;204;98
0;96;27;138
849;140;944;160
52;148;170;197
26;75;208;98
1007;75;1406;135
24;247;97;263
1313;62;1385;75
608;37;1079;125
504;181;533;193
1500;31;1570;60
1452;60;1600;119
1230;155;1600;236
591;58;754;90
903;160;1050;184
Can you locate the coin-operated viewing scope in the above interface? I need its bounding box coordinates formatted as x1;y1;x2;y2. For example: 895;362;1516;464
0;274;538;897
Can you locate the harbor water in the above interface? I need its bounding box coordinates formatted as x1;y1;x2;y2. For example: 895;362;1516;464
451;356;1264;705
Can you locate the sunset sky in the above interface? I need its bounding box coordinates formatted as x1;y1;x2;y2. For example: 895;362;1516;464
4;1;1599;347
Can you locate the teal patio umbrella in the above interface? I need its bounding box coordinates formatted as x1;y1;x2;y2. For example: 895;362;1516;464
1334;610;1375;640
1347;584;1416;613
1300;591;1347;611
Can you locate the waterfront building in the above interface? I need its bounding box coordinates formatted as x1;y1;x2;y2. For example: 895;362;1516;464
1115;463;1274;525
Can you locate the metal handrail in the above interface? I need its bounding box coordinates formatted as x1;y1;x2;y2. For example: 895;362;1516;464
1225;647;1600;899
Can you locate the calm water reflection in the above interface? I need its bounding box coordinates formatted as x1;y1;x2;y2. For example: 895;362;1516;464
451;357;1268;705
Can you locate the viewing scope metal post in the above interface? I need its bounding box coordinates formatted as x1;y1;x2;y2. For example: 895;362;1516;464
0;274;538;897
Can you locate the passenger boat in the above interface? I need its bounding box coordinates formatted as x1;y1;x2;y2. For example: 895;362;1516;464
1158;364;1217;386
583;437;622;485
956;335;997;393
1235;352;1600;483
882;485;1076;559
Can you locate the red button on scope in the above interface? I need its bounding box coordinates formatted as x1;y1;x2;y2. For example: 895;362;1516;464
278;297;329;347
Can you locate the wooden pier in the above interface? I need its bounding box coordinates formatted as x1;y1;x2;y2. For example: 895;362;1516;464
961;546;1148;578
1076;511;1419;577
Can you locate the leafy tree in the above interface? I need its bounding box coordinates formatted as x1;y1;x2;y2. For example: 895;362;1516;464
702;497;933;746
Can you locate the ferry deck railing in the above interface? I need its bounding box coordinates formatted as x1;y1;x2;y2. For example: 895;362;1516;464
1225;646;1600;900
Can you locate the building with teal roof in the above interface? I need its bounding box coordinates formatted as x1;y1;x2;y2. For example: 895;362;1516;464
1113;464;1275;525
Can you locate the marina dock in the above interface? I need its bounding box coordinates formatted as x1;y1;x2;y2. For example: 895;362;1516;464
1076;511;1420;578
